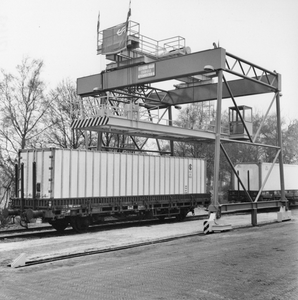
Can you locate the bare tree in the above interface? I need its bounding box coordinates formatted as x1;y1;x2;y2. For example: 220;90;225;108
43;79;85;149
0;58;50;207
0;57;49;154
283;119;298;164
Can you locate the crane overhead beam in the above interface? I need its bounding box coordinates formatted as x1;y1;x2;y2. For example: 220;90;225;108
77;47;279;108
77;48;226;96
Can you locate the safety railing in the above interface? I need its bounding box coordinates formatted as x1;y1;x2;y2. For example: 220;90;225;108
97;20;187;60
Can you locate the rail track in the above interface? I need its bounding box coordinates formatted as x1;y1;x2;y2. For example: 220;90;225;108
10;231;201;268
0;213;209;242
2;206;289;242
5;209;297;268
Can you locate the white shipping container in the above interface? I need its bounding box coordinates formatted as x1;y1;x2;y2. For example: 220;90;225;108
19;149;207;199
234;163;298;191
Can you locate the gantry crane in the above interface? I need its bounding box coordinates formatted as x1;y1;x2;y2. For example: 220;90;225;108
73;19;285;215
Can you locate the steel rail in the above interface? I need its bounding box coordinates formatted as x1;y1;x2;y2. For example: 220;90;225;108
1;214;209;242
9;232;203;268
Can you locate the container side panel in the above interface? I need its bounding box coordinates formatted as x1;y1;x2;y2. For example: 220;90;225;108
86;151;94;197
100;152;107;196
200;160;205;193
148;156;155;195
203;160;207;193
262;164;280;191
191;159;197;193
283;165;298;190
18;152;25;198
192;159;197;193
167;157;171;194
178;159;184;194
173;158;179;194
188;159;191;193
19;150;51;199
138;155;144;195
168;157;172;194
37;150;50;198
29;151;35;198
18;149;207;199
234;163;298;192
261;163;298;191
35;151;42;197
169;157;174;194
143;156;150;195
184;159;189;193
154;156;160;195
159;157;165;194
106;153;114;196
21;151;32;198
126;154;132;196
166;157;170;194
234;164;259;190
120;153;127;196
78;151;87;197
41;151;51;198
196;159;203;193
199;160;205;193
53;150;63;198
113;153;120;197
28;152;34;198
198;159;202;193
70;151;79;198
93;152;100;197
189;159;194;193
61;150;70;198
132;154;138;195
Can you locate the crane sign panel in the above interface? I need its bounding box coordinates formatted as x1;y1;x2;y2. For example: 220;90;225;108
138;63;155;79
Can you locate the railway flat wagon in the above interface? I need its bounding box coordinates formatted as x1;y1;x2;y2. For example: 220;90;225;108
5;149;210;232
229;162;298;206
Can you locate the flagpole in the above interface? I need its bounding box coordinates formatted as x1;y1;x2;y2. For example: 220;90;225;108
126;0;131;32
97;11;100;53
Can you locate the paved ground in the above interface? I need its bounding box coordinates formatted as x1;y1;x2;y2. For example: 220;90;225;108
1;209;297;300
0;208;286;262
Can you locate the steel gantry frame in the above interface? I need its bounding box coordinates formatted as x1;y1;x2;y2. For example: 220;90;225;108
74;20;285;213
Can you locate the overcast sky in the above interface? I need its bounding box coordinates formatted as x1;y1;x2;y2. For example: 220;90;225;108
1;0;298;122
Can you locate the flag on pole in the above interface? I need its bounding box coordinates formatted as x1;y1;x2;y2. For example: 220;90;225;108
100;2;131;55
102;22;127;54
97;11;100;52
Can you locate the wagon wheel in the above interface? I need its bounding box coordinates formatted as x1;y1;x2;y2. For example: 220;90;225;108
70;216;90;233
176;210;188;222
50;219;69;233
